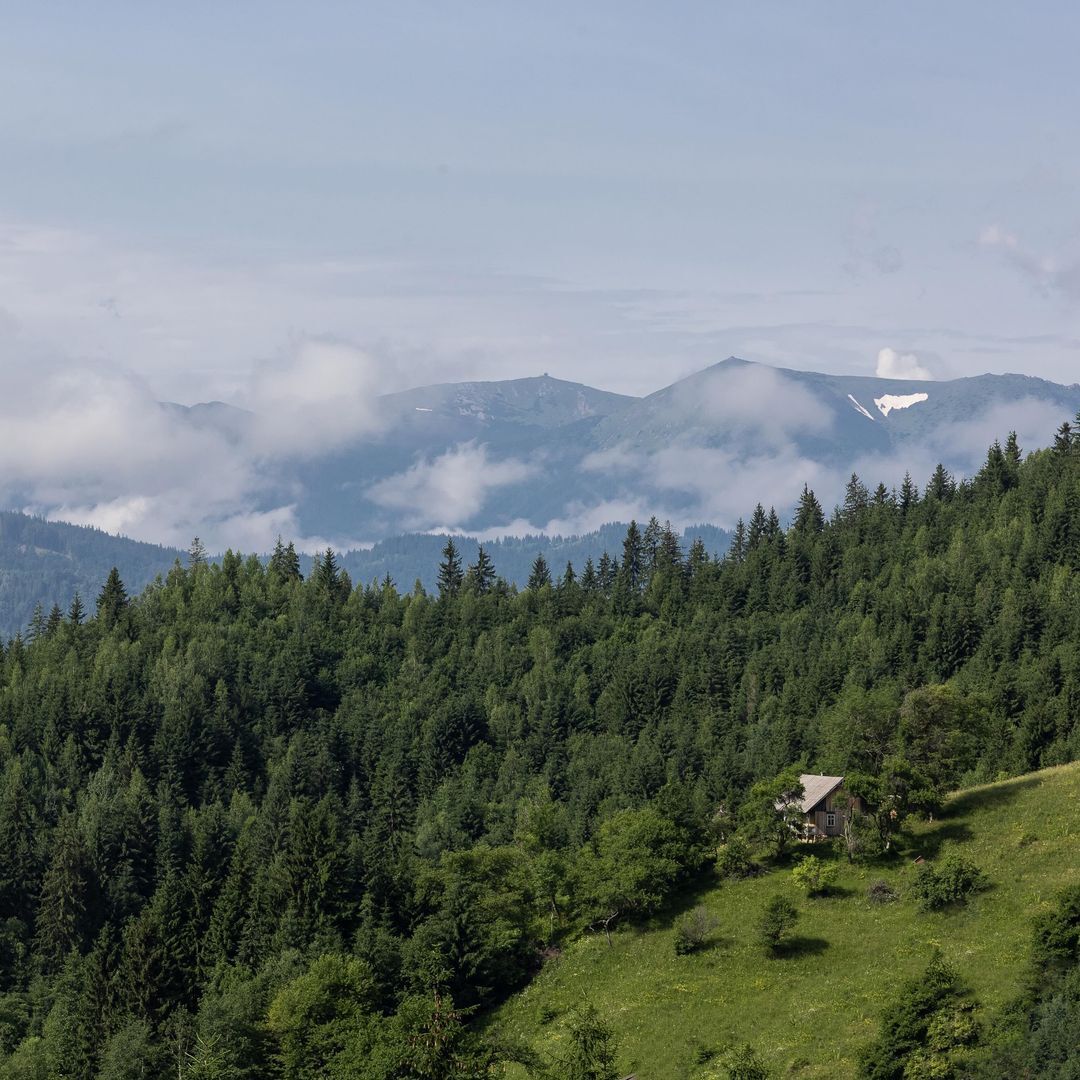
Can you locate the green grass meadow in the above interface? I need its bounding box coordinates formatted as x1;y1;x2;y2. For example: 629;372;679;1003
489;763;1080;1079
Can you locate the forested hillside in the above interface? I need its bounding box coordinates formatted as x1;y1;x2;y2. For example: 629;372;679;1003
0;420;1079;1077
0;514;183;640
0;514;729;639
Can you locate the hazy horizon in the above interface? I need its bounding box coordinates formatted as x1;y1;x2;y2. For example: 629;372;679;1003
3;4;1079;550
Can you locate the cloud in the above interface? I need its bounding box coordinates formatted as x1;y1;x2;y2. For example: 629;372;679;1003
583;439;835;529
244;339;388;458
0;320;385;553
666;362;834;443
366;442;538;531
979;224;1080;302
876;347;934;380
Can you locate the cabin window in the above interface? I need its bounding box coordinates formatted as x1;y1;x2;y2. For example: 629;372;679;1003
826;812;836;829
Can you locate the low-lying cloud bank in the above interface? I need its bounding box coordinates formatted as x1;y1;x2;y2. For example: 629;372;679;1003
0;331;389;552
1;320;1075;556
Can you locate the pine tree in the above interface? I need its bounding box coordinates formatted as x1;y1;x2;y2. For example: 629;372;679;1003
528;554;552;590
899;472;918;512
747;505;767;550
926;463;955;501
313;548;348;603
437;539;464;598
620;520;644;590
26;603;46;643
657;521;682;569
96;568;129;631
843;473;869;518
580;558;598;593
68;591;86;626
793;486;824;534
687;537;709;578
188;536;208;570
466;546;496;595
730;519;747;562
1053;421;1073;456
35;812;88;971
642;516;663;571
269;536;303;581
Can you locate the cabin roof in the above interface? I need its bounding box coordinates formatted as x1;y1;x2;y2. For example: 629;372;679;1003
794;774;845;813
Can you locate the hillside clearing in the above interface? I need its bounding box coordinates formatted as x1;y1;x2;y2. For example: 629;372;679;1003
490;763;1080;1079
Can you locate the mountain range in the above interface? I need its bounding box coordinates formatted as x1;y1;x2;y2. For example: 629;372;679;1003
168;357;1080;542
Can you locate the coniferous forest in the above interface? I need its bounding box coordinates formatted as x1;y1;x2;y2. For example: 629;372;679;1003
1;422;1080;1077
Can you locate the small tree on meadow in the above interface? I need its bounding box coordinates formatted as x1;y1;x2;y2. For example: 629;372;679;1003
673;905;720;956
757;895;798;954
557;1003;619;1080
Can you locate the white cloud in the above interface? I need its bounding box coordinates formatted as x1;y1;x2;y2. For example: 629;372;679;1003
668;362;834;441
0;319;387;553
876;347;934;381
244;339;388;458
366;442;537;531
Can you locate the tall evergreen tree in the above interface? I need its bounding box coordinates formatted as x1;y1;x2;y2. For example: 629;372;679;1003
269;537;303;581
437;539;464;598
793;486;824;534
467;546;496;595
188;536;208;570
527;554;552;590
620;521;644;591
96;568;129;631
68;591;86;626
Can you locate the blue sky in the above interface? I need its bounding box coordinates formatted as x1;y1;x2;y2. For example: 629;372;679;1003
1;2;1079;403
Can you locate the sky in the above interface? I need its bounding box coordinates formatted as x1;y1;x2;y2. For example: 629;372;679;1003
1;2;1079;549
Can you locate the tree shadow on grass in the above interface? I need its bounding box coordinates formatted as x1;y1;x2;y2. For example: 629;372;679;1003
945;774;1042;818
774;935;830;959
810;883;857;900
907;821;974;860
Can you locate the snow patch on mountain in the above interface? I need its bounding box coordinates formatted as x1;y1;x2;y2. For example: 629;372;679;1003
847;394;876;421
874;392;929;418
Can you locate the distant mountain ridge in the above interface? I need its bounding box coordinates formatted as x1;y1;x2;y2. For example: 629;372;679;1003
272;358;1079;542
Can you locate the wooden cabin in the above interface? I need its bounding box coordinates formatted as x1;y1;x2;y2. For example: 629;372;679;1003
779;774;863;841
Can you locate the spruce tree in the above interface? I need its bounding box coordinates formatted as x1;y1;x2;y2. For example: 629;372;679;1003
899;472;918;512
793;486;824;534
437;539;463;598
467;546;496;595
188;536;208;570
96;568;129;631
68;591;85;626
528;554;552;590
269;536;303;581
1053;420;1073;455
620;521;644;591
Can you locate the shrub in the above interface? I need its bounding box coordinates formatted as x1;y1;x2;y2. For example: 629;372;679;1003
724;1043;771;1079
673;905;720;956
716;837;757;880
757;895;798;954
857;954;977;1080
791;855;838;897
912;855;989;911
866;880;899;905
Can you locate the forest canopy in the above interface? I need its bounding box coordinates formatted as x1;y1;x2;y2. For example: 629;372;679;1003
0;421;1079;1075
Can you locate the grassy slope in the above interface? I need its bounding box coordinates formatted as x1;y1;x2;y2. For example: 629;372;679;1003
490;763;1080;1079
